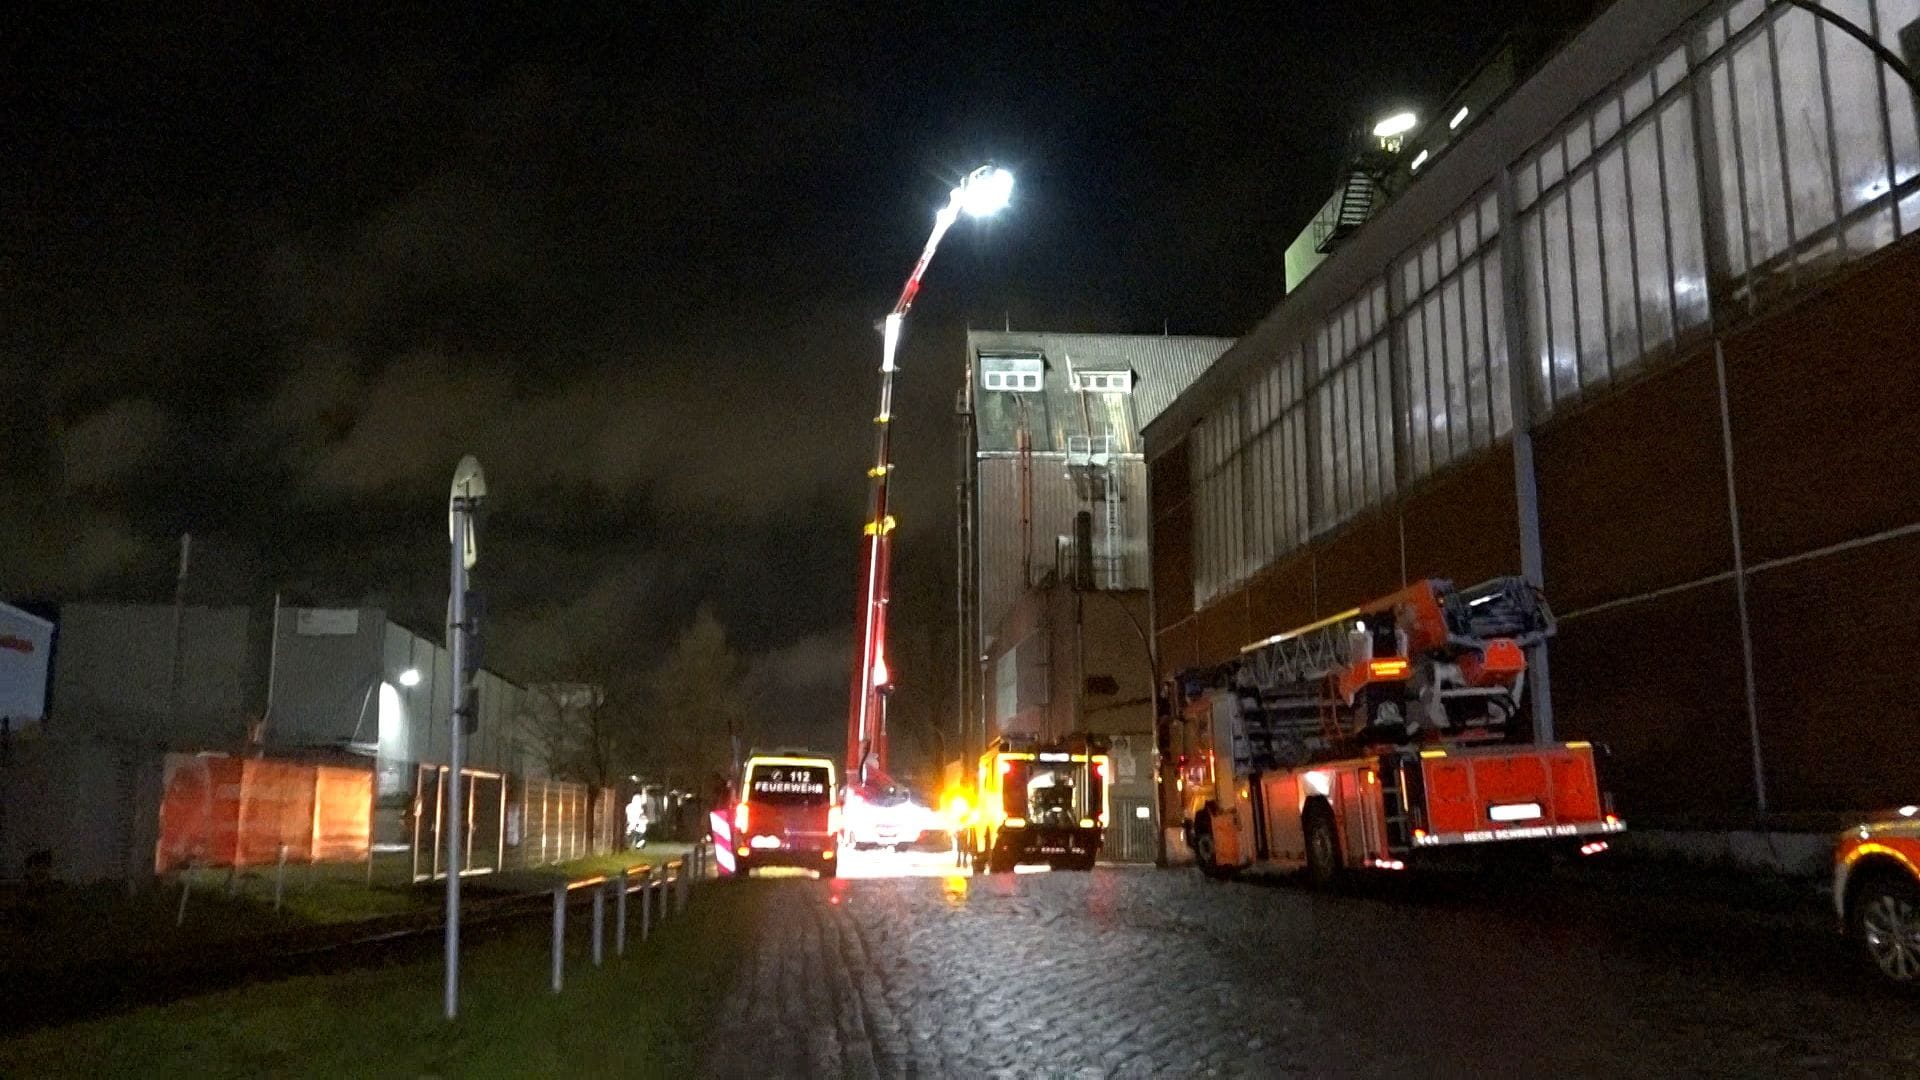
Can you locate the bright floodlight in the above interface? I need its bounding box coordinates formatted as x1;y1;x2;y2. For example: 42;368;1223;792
398;667;422;687
1372;111;1419;139
957;165;1014;218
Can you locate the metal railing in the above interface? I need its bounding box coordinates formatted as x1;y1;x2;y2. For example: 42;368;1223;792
546;839;712;993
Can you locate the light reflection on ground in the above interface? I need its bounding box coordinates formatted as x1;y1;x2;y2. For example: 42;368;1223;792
735;847;1062;880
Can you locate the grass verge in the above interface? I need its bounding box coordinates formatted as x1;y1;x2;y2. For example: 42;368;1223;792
0;879;758;1079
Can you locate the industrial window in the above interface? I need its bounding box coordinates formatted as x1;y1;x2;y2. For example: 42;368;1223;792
1699;0;1920;307
1517;46;1711;411
980;354;1045;392
1311;282;1393;530
1072;370;1134;393
1190;396;1246;608
1241;348;1310;570
1396;191;1512;481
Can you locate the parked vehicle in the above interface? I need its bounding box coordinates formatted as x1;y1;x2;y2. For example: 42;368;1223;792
1834;804;1920;990
730;751;840;878
843;784;947;852
1176;577;1623;884
967;736;1109;873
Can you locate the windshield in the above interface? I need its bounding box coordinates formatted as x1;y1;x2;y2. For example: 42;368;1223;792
1001;759;1103;825
745;762;833;806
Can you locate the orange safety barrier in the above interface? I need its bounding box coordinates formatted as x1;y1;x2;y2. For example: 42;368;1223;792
156;754;372;872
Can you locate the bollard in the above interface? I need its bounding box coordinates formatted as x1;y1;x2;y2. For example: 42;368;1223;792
616;869;628;956
176;871;193;928
551;885;566;993
676;860;688;914
591;883;605;967
274;844;288;914
641;869;653;940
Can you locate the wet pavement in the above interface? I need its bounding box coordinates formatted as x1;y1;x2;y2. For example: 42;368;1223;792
703;858;1920;1078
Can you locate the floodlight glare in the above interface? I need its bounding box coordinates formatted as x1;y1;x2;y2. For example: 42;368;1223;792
398;667;422;687
1372;112;1419;139
957;165;1015;218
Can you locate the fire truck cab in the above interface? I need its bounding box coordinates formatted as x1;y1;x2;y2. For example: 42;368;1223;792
968;736;1110;873
1178;577;1624;883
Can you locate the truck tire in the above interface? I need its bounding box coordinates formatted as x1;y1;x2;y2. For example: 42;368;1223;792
1304;803;1342;889
1193;812;1226;879
1849;868;1920;990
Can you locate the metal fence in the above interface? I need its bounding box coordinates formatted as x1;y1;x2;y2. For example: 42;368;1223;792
409;767;615;882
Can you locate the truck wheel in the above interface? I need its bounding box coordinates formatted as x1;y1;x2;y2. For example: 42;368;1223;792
1193;812;1226;879
1304;804;1342;889
819;860;838;880
1851;870;1920;989
988;849;1016;874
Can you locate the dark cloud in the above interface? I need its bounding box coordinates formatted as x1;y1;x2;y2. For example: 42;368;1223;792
5;4;1533;754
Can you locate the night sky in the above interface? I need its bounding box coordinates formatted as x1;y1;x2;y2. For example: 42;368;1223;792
3;3;1534;761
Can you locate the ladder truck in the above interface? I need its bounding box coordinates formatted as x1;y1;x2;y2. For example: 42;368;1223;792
1175;576;1623;884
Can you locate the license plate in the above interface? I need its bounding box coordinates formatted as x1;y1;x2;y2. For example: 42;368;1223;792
749;835;782;849
1488;802;1542;822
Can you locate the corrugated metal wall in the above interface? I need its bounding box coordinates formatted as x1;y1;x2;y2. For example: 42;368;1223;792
49;604;259;749
976;455;1148;649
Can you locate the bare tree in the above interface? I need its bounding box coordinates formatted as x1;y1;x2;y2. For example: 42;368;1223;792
522;637;646;845
644;606;749;793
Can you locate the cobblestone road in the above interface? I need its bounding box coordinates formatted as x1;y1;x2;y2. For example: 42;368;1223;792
702;862;1920;1079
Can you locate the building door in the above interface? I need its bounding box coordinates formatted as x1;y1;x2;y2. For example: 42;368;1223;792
1110;794;1157;862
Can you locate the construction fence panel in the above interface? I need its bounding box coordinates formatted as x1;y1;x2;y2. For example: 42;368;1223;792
410;763;506;882
155;754;371;873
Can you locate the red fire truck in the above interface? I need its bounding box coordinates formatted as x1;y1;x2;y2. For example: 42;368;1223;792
1175;577;1623;883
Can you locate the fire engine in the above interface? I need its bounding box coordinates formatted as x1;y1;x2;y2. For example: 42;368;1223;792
1175;576;1623;883
966;735;1110;873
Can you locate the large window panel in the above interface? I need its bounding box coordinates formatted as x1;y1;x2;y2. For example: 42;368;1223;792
1597;147;1642;365
1881;0;1920;191
1541;192;1580;402
1462;257;1492;444
1312;285;1392;530
1519;35;1710;416
1396;194;1509;481
1697;0;1919;301
1569;171;1610;388
1405;294;1433;478
1486;249;1514;439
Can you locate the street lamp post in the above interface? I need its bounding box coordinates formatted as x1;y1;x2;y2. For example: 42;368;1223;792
444;455;486;1021
848;164;1014;789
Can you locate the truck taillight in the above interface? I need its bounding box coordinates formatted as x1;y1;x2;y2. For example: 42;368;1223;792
734;802;749;833
1095;761;1108;780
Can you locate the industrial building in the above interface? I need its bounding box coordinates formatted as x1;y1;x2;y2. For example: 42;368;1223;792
957;331;1233;860
1;601;606;882
1146;0;1920;861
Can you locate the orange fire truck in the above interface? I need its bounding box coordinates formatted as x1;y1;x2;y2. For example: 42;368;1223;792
966;736;1111;874
1175;576;1623;883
